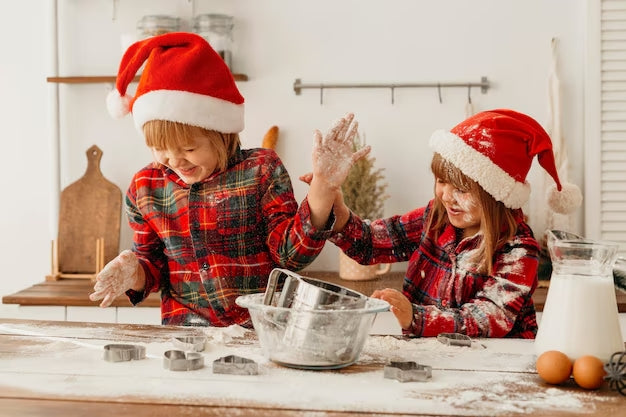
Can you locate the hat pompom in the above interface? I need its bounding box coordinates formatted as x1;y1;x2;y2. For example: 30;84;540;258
106;89;131;119
547;182;583;214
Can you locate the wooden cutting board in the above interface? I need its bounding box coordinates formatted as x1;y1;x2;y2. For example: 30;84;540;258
57;145;122;274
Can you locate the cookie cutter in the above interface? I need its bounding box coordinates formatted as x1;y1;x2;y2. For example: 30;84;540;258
437;332;486;348
384;361;432;382
213;355;258;375
103;344;146;362
171;336;207;352
437;332;472;347
163;350;204;371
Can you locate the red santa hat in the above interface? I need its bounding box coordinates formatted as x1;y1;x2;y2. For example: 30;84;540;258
429;109;582;214
107;32;244;133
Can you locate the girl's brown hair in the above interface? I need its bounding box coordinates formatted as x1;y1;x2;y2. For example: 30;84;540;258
143;120;240;172
427;153;518;275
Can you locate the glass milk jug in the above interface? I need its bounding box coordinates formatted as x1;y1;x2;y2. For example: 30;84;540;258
534;230;624;362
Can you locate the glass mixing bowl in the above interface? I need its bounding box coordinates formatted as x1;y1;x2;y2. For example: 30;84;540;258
236;293;389;369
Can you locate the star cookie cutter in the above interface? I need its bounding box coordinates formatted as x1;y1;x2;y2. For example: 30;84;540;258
171;336;207;352
213;355;258;375
384;361;432;382
103;344;146;362
163;350;205;371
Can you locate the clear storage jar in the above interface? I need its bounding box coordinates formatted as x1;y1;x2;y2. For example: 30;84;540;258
137;15;181;38
193;14;234;70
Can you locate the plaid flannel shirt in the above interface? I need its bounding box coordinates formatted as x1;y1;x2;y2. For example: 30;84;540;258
331;201;539;338
125;147;330;326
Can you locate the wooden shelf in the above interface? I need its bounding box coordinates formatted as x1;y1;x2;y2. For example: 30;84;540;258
2;279;159;308
6;271;625;312
47;73;249;84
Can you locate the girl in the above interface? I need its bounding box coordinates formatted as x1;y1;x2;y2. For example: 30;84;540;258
89;32;365;327
310;109;582;338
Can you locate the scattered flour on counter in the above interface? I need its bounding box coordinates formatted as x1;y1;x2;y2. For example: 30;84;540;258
439;380;587;414
201;324;248;344
0;322;619;416
361;335;537;373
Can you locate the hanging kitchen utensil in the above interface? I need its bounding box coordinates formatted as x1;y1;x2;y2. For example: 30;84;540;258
464;86;474;118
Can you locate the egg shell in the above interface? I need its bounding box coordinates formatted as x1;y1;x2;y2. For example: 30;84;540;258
536;350;572;385
572;355;606;390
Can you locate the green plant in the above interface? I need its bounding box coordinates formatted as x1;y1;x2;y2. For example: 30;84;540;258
342;133;388;219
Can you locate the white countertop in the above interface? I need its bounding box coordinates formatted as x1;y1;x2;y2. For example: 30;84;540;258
0;318;624;417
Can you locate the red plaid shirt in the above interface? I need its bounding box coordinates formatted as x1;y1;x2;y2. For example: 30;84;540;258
331;201;539;338
125;148;330;326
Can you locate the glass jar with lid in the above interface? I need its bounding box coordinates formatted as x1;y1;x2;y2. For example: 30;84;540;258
193;14;234;70
137;15;181;38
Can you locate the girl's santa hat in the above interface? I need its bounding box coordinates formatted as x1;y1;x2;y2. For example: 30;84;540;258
107;32;244;133
429;109;582;214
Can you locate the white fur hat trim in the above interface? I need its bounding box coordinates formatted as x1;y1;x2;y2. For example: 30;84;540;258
429;129;530;209
546;182;583;214
106;89;131;119
132;89;244;134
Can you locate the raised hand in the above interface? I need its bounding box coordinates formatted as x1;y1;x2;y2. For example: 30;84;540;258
312;113;371;190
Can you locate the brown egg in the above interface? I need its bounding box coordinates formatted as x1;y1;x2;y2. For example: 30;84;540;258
572;355;607;390
536;350;572;385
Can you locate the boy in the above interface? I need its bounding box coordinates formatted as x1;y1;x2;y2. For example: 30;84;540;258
90;32;365;326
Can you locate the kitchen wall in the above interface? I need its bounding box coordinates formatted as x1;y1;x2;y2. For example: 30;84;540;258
0;0;586;302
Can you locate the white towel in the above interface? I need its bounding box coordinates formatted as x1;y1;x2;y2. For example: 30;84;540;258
527;38;577;245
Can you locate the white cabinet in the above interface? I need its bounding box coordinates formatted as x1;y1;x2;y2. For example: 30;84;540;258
0;306;66;322
66;306;117;323
117;307;161;325
0;303;160;325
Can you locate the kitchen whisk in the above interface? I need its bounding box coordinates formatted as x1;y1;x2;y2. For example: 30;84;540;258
604;350;626;396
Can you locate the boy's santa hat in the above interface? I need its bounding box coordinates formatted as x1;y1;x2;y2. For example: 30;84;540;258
429;109;582;214
107;32;244;133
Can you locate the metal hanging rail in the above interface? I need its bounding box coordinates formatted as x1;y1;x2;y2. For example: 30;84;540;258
293;76;490;105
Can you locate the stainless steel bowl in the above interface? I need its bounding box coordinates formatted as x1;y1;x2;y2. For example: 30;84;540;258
236;292;389;369
263;268;367;310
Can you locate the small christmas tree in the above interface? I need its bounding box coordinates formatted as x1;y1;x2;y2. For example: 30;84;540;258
342;132;388;219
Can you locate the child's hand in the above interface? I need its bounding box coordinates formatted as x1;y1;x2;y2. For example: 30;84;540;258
89;250;143;308
311;113;370;190
371;288;413;329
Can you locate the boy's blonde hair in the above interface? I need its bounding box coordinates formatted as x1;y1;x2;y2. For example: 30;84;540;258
427;153;518;275
143;120;240;172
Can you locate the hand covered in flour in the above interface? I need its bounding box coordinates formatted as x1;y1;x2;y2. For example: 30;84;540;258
312;113;370;190
371;288;413;329
89;250;145;308
305;113;370;230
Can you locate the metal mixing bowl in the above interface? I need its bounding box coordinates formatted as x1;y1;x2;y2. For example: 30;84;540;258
236;293;389;369
263;268;367;310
